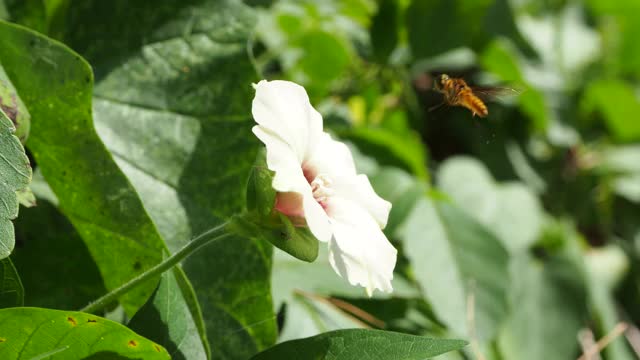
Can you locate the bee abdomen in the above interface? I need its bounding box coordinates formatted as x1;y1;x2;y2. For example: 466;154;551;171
468;95;488;117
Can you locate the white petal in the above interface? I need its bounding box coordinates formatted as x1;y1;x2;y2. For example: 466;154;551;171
303;194;332;242
252;80;323;163
254;125;333;242
252;126;308;194
305;132;356;179
332;174;392;228
326;196;397;296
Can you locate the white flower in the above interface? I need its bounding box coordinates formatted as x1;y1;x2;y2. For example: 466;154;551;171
251;79;397;296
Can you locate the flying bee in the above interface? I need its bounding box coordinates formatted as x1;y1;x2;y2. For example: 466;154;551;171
432;74;519;118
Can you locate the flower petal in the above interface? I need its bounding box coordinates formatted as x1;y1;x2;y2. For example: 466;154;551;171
252;80;323;163
303;194;332;242
326;196;397;296
332;174;392;228
305;132;356;179
252;125;308;194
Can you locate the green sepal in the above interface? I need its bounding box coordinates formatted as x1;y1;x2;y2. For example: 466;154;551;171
229;212;319;263
242;150;320;262
246;149;277;217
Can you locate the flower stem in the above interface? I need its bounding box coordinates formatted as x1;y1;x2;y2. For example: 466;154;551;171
80;222;230;314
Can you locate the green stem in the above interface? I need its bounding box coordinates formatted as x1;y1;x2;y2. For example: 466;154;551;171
80;222;230;314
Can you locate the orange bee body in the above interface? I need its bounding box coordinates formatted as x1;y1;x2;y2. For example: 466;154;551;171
434;74;489;117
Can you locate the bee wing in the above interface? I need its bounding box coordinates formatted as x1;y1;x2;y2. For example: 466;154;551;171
471;86;523;102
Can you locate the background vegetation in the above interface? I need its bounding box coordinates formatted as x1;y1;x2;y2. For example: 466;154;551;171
0;0;639;359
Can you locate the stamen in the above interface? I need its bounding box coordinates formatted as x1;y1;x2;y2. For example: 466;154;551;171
311;174;333;204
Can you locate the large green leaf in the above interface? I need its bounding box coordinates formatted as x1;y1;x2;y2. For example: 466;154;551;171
399;195;510;342
57;0;276;357
437;156;543;252
0;20;166;314
251;329;467;360
498;254;586;360
12;201;106;311
0;257;22;307
129;267;209;360
581;79;640;142
0;107;30;259
0;307;170;359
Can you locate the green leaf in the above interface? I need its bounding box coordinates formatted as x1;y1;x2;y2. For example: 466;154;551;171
406;0;534;60
369;167;426;236
58;1;277;357
581;79;640;142
339;127;429;180
0;0;46;33
498;254;587;360
436;156;543;252
273;247;369;341
272;246;419;342
584;246;635;360
480;39;548;131
251;329;467;360
370;0;399;63
0;258;22;307
129;267;208;360
295;30;351;93
12;201;106;310
0;107;31;260
585;0;640;79
0;20;167;314
406;0;491;59
399;195;510;342
598;145;640;202
0;65;29;143
0;307;170;359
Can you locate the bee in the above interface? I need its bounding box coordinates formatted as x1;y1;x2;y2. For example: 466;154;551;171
432;74;519;118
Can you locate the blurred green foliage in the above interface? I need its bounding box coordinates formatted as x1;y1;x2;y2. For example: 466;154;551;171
1;0;640;359
251;0;640;358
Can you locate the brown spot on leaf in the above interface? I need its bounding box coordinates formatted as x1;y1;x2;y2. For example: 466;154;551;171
87;318;97;323
153;344;162;352
128;340;138;347
67;317;77;326
0;337;5;343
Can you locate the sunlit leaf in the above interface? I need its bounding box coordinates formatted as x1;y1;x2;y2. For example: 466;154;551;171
437;156;543;252
498;254;587;360
0;307;170;360
0;103;30;259
581;80;640;142
399;195;510;342
129;268;209;360
58;1;277;357
251;329;467;360
0;20;166;314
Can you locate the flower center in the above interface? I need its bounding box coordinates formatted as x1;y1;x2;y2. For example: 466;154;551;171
310;174;333;205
